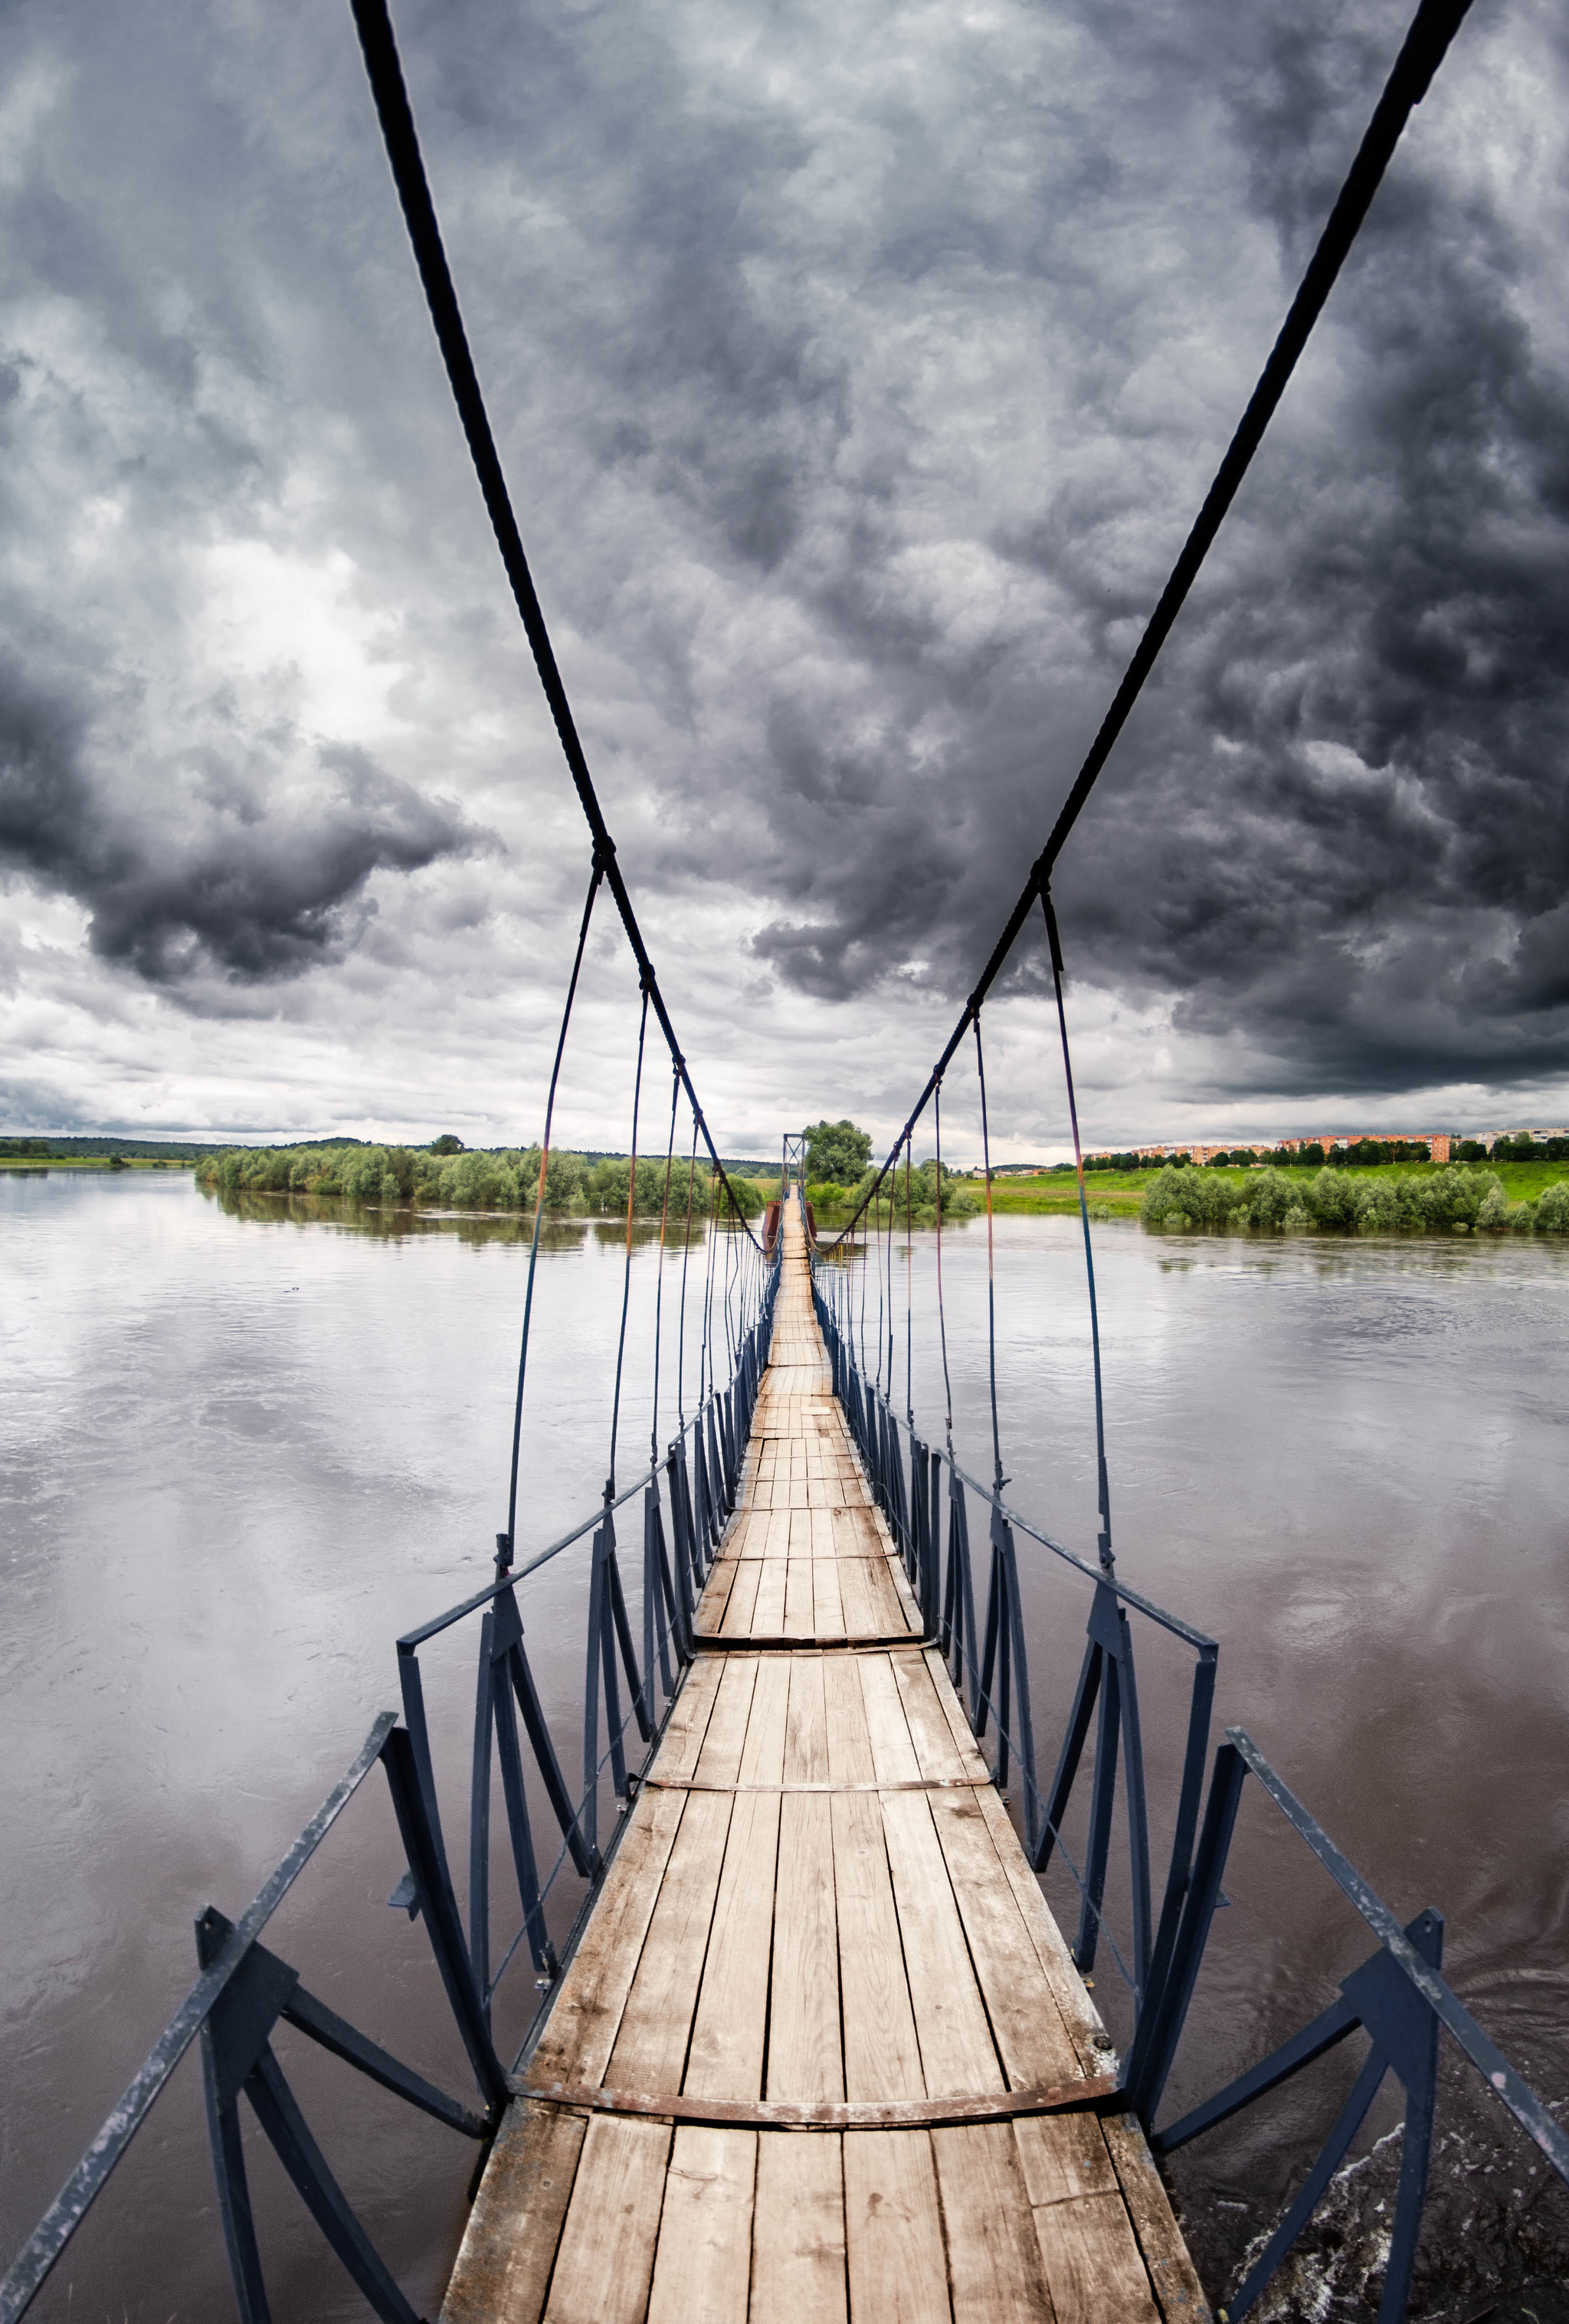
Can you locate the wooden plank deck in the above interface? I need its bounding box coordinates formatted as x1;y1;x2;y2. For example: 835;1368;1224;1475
443;1209;1210;2322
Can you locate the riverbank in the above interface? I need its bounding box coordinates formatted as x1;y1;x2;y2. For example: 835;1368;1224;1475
197;1142;775;1219
984;1154;1569;1219
0;1155;195;1172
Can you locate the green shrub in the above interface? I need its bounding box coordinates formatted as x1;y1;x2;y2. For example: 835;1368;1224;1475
1305;1168;1360;1229
1138;1157;1554;1238
1141;1165;1240;1229
1476;1183;1509;1232
1536;1183;1569;1232
1240;1167;1297;1229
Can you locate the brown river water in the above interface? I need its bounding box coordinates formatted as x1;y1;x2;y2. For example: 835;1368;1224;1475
2;1169;1567;2320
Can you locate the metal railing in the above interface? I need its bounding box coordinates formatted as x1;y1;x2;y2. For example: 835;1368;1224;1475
811;1253;1217;2026
810;1231;1569;2322
1132;1729;1569;2322
1;1242;779;2324
395;1248;779;2037
0;1717;493;2324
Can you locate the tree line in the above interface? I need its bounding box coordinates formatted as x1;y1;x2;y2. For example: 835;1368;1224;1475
1141;1163;1569;1236
195;1143;771;1219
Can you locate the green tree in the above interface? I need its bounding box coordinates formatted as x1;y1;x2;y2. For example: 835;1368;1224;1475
805;1119;872;1184
431;1134;464;1155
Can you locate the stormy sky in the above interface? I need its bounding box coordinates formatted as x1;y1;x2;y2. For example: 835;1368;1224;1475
2;0;1567;1159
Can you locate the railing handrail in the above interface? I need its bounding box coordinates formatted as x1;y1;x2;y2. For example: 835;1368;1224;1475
1;1714;398;2324
1227;1728;1569;2175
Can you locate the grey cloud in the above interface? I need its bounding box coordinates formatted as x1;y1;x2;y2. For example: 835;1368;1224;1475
4;0;1568;1130
0;658;482;985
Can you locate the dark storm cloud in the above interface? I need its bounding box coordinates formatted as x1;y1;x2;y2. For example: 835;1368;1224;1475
3;0;1567;1131
1043;0;1569;1092
634;0;1569;1101
0;655;480;984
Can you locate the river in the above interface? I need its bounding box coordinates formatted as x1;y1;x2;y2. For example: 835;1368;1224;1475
3;1168;1567;2319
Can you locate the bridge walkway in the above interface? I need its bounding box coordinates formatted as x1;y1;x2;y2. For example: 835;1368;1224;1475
442;1209;1208;2322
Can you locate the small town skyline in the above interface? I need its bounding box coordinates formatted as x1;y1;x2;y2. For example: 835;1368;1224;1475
989;1126;1569;1173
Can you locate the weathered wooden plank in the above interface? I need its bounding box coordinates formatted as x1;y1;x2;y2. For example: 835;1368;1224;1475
1030;2187;1162;2324
739;1652;793;1781
749;2133;847;2324
968;1783;1112;2079
822;1655;875;1784
542;2113;671;2324
657;1654;726;1782
1099;2115;1213;2322
860;1553;909;1634
904;1652;986;1772
857;1655;922;1784
441;2101;585;2324
811;1557;846;1636
927;1791;1083;2087
931;2120;1056;2323
768;1791;843;2100
836;1556;882;1639
697;1562;739;1635
695;1656;762;1786
831;1789;925;2101
783;1554;817;1636
719;1560;763;1637
842;2130;951;2324
684;1789;780;2099
646;2126;758;2324
607;1789;732;2090
1011;2110;1118;2207
880;1791;1004;2093
529;1789;688;2084
786;1656;830;1782
753;1554;790;1634
831;1504;882;1555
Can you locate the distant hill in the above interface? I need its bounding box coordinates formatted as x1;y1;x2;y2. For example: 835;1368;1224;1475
1;1134;371;1160
2;1132;778;1172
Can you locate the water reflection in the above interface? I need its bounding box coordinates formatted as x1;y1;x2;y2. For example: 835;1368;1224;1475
4;1175;1567;2317
201;1180;719;1252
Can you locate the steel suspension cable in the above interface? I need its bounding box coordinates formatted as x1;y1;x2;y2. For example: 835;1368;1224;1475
825;0;1476;1252
973;1016;1006;1494
1043;892;1113;1573
649;1065;681;1465
878;1167;888;1389
606;987;650;1496
349;0;759;1248
904;1138;915;1429
697;1170;719;1413
503;859;603;1561
885;1155;896;1395
933;1086;954;1449
675;1110;699;1429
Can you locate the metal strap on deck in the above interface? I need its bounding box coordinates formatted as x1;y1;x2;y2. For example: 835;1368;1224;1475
513;2071;1120;2131
640;1775;991;1795
691;1631;936;1653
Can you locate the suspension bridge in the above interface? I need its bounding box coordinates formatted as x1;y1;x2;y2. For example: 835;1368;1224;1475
443;1200;1202;2323
5;0;1569;2319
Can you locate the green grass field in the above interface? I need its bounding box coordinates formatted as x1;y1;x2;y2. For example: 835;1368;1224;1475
0;1155;195;1172
984;1157;1569;1217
